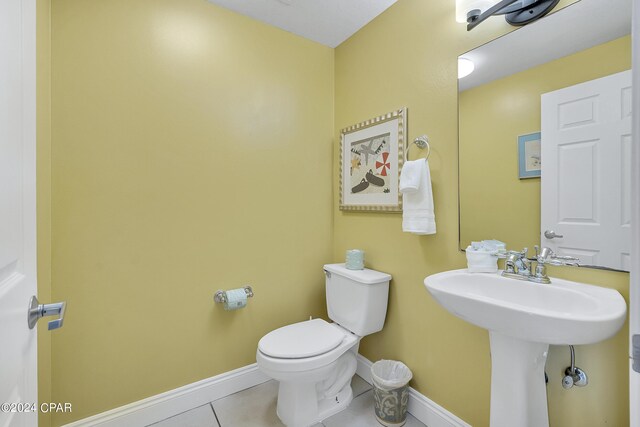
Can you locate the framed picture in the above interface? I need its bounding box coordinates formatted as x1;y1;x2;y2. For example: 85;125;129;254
518;132;541;179
339;108;406;212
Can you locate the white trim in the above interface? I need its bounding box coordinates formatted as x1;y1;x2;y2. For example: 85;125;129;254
64;356;470;427
355;353;374;384
356;354;472;427
406;388;472;427
62;364;270;427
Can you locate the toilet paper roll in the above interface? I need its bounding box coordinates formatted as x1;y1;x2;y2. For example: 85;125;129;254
223;288;247;311
346;249;365;270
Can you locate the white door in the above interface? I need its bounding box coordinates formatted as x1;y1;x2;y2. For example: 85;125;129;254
630;1;640;425
541;70;632;270
0;0;38;426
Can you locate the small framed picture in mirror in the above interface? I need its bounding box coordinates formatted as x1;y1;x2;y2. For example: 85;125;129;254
518;132;541;179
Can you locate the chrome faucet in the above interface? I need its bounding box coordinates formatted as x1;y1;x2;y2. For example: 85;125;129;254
500;246;579;284
502;247;531;279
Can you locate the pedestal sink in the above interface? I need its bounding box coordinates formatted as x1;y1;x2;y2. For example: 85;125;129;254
424;269;626;427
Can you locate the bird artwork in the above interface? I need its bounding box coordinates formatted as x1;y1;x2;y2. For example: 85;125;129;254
340;111;405;210
358;140;377;165
348;133;392;195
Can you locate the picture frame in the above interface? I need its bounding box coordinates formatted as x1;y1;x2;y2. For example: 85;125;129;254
518;132;541;179
339;108;406;212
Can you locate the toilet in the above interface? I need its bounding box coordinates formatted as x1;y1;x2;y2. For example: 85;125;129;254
256;263;391;427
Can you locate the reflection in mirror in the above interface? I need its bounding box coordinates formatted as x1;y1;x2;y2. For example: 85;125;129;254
458;0;632;271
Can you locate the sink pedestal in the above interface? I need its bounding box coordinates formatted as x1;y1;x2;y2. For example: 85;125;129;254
489;332;549;427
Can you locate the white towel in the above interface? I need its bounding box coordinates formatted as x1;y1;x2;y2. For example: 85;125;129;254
400;159;436;235
399;158;423;193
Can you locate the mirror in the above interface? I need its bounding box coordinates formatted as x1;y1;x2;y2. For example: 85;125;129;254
458;0;632;271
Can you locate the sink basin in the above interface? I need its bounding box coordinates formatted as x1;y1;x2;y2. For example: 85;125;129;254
424;269;626;345
424;269;627;427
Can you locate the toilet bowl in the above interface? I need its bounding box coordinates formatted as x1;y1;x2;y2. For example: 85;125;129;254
256;264;391;427
256;319;359;426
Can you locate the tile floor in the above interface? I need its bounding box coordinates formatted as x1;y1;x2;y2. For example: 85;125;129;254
147;375;426;427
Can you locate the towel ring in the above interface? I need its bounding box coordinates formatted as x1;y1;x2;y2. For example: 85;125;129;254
406;135;430;161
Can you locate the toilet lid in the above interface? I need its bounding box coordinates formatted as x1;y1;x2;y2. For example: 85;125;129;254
258;319;346;359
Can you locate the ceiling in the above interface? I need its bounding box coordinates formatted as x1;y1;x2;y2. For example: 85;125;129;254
206;0;398;48
458;0;632;91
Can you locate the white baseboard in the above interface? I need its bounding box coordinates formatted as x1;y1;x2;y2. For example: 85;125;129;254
64;355;470;427
62;364;270;427
356;354;472;427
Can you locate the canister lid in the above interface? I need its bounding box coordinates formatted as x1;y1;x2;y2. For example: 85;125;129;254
323;263;392;285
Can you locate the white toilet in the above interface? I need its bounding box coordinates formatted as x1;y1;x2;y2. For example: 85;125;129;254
256;263;391;427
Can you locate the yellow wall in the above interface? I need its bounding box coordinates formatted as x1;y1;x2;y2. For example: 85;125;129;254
39;0;631;426
49;0;334;424
37;0;52;426
460;35;631;249
334;1;629;426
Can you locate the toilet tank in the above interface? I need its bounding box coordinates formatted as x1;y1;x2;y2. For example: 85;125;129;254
323;264;391;336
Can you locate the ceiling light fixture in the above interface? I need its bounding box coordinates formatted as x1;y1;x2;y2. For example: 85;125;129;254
457;0;560;31
458;58;475;79
456;0;492;23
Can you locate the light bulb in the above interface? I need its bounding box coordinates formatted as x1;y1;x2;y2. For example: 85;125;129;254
458;58;475;79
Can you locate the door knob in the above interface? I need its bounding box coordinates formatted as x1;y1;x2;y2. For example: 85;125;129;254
544;230;564;239
27;296;66;330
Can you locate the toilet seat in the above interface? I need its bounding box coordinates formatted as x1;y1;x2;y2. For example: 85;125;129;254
259;319;345;359
257;320;358;374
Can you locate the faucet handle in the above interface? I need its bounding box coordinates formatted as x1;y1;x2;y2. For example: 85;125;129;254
547;254;580;266
537;246;554;262
497;250;522;259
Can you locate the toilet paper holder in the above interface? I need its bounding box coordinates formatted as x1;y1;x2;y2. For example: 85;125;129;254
214;285;254;303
